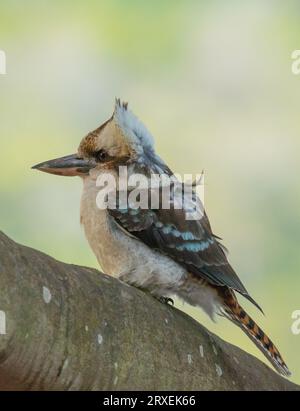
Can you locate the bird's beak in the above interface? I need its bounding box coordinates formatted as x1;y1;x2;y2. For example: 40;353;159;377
32;154;96;177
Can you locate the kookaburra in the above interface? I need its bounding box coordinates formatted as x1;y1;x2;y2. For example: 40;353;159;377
33;99;290;376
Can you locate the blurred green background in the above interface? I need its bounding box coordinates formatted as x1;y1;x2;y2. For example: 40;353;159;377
1;0;300;384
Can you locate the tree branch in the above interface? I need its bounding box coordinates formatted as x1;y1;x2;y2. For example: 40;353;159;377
0;231;298;391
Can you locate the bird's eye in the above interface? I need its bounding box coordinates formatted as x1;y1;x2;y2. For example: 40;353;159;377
95;149;108;162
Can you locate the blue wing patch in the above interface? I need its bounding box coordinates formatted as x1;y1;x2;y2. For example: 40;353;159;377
108;202;262;313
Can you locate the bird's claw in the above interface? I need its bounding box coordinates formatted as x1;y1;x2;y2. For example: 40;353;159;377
157;296;174;306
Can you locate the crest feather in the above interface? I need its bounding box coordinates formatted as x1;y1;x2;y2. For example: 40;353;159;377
113;98;154;152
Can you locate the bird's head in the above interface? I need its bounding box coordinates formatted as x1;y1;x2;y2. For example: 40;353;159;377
32;99;164;178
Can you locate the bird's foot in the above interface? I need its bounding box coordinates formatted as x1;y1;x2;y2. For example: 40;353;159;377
157;296;174;306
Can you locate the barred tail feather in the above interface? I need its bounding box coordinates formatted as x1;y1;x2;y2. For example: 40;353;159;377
221;298;291;377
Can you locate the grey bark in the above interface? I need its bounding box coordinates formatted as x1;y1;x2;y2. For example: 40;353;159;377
0;231;298;391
